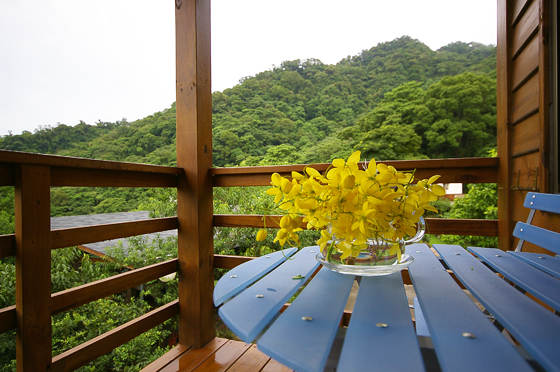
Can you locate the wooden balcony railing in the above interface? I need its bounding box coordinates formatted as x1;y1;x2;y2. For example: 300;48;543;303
0;150;182;371
0;150;499;371
212;157;500;237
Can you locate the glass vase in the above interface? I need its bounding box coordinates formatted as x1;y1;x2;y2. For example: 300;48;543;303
317;217;425;276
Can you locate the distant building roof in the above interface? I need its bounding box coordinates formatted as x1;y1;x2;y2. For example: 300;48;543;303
50;211;177;258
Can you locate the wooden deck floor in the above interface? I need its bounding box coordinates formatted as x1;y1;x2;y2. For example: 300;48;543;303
141;338;294;372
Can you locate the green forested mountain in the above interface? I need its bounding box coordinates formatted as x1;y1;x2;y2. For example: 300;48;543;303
0;36;497;218
212;36;496;166
0;121;119;155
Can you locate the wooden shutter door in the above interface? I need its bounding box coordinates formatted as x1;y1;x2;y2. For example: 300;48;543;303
497;0;554;252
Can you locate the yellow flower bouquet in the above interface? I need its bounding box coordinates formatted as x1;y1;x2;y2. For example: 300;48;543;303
257;151;445;268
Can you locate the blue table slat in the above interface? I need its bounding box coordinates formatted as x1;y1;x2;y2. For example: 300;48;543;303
523;192;560;214
414;296;430;337
338;274;426;372
409;244;533;372
469;247;560;310
435;244;560;372
213;247;297;306
218;246;321;343
513;222;560;255
508;251;560;279
258;267;354;372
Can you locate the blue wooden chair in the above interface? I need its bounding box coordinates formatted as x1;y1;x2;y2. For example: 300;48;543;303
467;192;560;312
508;192;560;278
426;192;560;372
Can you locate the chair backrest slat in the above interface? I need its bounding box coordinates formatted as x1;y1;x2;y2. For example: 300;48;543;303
513;223;560;255
515;193;560;253
523;192;560;214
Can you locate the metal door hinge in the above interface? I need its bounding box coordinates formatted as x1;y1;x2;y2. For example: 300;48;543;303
511;167;539;191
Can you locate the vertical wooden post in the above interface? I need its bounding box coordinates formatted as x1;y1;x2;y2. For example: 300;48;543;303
496;0;513;251
175;0;215;347
15;164;52;371
537;0;550;193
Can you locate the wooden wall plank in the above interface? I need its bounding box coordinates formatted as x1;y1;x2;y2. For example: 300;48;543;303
512;0;539;58
510;191;531;225
512;0;532;27
50;217;178;250
512;34;539;91
511;72;540;124
50;167;178;188
15;164;52;371
511;151;542;191
175;0;215;348
51;300;179;372
512;113;541;156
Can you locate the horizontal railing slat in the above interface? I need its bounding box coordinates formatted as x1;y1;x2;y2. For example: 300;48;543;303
2;216;500;260
51;300;179;372
2;218;178;259
0;305;16;334
213;254;255;269
52;259;178;315
0;260;178;334
214;215;280;228
51;217;178;249
213;215;499;237
0;163;14;186
3;167;178;188
0;150;181;174
50;167;178;187
0;234;15;258
424;218;498;236
212;157;499;187
0;151;182;187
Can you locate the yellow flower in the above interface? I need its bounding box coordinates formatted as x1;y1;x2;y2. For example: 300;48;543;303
271;172;282;186
342;174;356;190
256;229;268;241
258;152;441;260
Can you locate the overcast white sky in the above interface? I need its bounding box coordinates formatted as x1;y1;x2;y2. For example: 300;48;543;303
0;0;497;137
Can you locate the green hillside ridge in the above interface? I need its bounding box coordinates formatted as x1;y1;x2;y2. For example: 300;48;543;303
0;36;497;218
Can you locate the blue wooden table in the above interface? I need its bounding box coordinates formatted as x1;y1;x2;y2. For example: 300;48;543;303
213;244;560;372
